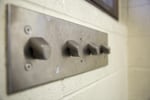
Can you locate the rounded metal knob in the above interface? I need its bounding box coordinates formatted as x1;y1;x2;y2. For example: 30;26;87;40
63;40;80;57
100;45;110;54
84;43;99;55
27;37;50;60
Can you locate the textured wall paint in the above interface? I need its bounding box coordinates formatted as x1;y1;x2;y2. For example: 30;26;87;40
0;0;128;100
128;0;150;100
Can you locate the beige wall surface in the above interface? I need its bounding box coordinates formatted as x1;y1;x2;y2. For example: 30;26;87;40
128;0;150;100
0;0;128;100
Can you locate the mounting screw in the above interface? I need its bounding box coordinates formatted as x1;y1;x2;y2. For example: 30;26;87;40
24;25;32;35
24;63;32;71
80;38;82;41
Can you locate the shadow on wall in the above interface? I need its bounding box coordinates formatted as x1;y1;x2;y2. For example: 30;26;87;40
85;0;118;20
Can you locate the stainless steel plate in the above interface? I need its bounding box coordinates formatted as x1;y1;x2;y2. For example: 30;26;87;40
7;4;109;94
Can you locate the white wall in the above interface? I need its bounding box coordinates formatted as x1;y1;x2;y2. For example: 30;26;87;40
0;0;128;100
128;0;150;100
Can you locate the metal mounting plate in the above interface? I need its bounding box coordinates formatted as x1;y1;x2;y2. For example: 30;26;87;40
7;4;108;93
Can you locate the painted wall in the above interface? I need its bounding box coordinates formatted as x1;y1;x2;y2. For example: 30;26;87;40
0;0;128;100
128;0;150;100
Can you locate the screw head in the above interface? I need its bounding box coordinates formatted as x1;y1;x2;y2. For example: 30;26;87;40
24;63;32;71
24;25;32;35
80;38;82;41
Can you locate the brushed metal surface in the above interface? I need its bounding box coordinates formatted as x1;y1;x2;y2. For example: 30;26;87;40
7;4;109;94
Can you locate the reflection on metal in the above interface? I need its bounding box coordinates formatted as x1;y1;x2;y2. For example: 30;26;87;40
7;4;110;94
